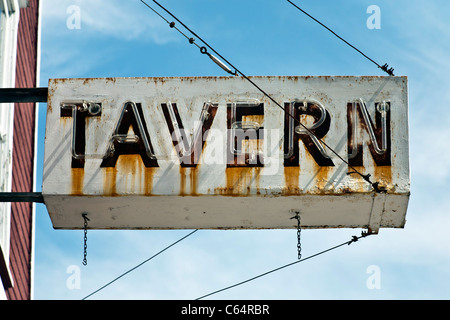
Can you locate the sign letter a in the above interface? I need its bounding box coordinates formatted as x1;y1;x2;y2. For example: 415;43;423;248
100;101;158;168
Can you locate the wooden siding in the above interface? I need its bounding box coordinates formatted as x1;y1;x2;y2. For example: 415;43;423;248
5;0;39;300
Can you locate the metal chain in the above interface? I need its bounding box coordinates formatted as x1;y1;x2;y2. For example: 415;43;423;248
82;213;89;266
291;212;302;260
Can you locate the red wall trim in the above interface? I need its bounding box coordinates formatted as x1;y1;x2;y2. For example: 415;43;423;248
5;0;39;300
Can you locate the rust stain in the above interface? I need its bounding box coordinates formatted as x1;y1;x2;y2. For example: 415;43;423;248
215;167;260;196
190;167;198;196
283;167;300;195
144;167;157;195
180;167;187;195
59;117;69;127
242;114;264;125
348;165;366;192
117;154;141;174
103;167;117;196
47;92;53;112
179;167;199;196
254;168;261;195
315;165;332;192
228;167;246;195
117;154;142;193
104;77;117;84
374;165;392;190
102;154;157;196
71;168;85;195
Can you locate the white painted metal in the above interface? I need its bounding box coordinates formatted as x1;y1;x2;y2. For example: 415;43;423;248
43;76;410;231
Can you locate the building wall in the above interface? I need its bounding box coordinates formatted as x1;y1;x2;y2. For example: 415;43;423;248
5;0;39;300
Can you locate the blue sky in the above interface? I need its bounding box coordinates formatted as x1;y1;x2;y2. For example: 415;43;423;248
32;0;450;300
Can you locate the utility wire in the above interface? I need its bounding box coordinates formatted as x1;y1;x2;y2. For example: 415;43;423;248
286;0;395;76
196;232;371;300
81;229;198;300
140;0;385;193
140;0;200;50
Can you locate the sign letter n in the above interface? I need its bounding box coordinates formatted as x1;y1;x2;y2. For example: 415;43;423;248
347;100;391;166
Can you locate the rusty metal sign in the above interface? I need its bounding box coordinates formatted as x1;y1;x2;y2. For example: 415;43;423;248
42;76;410;231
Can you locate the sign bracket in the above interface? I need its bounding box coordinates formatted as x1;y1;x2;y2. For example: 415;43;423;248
0;87;48;103
0;87;47;203
0;192;44;203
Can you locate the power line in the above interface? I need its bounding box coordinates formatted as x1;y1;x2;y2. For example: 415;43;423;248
140;0;385;193
81;229;198;300
140;0;236;76
196;232;372;300
286;0;395;76
140;0;200;50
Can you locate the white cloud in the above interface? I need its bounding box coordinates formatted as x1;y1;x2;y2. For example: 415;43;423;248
41;0;178;44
